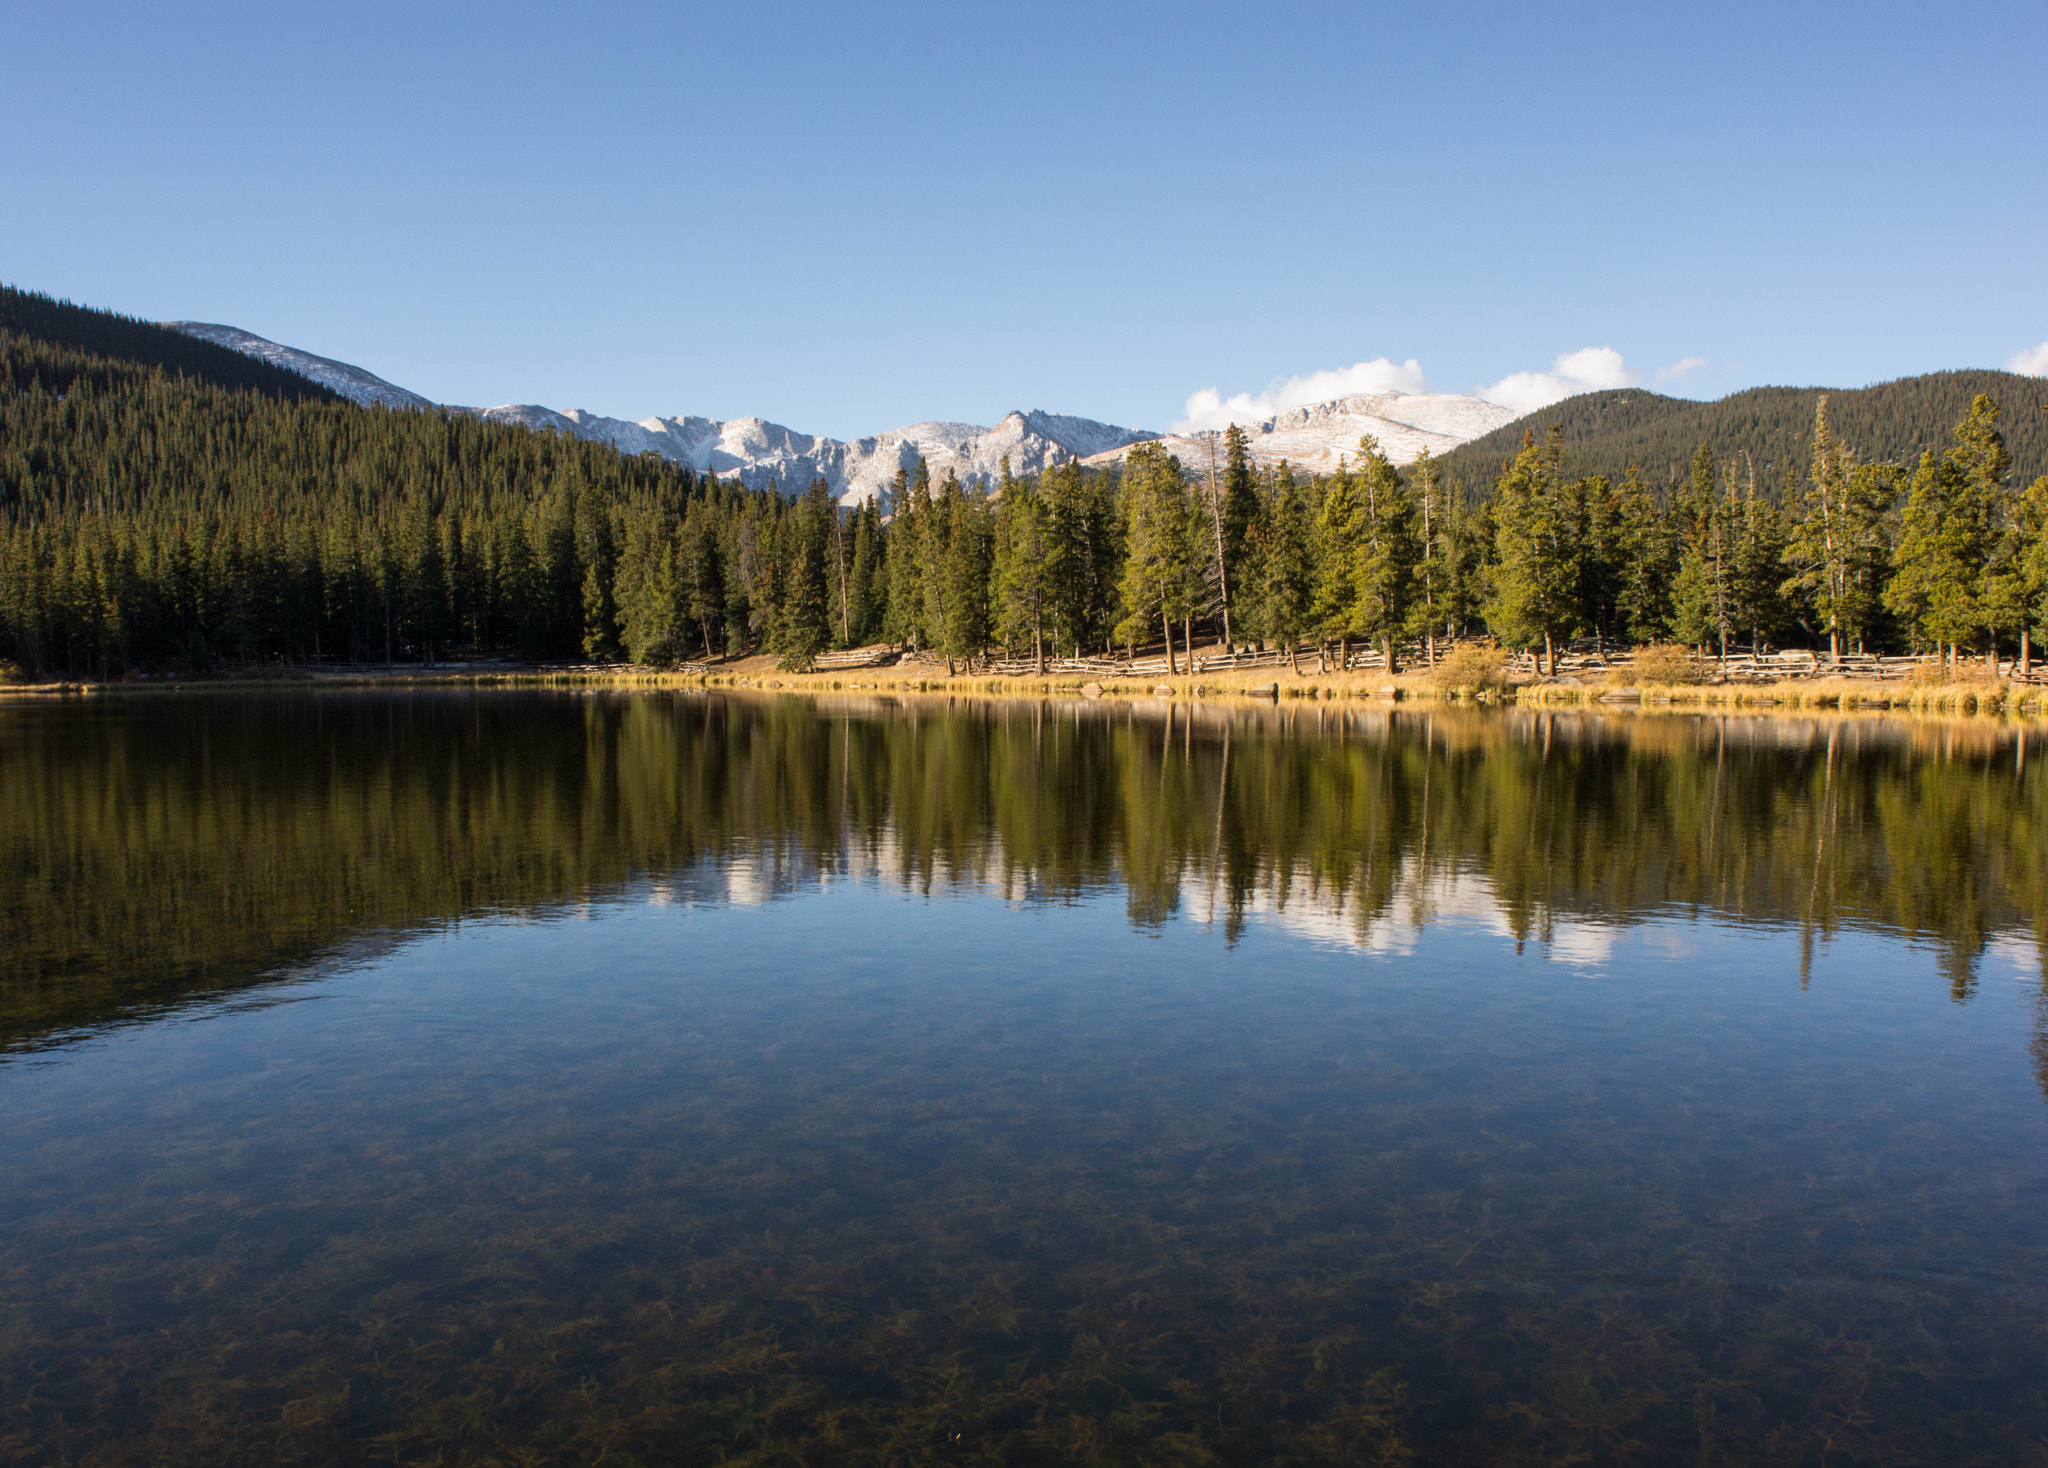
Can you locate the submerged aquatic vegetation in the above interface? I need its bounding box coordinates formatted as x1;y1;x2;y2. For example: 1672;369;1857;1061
1;691;2046;1464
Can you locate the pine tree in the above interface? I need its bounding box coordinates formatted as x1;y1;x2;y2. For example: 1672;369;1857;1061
880;465;919;646
1348;435;1419;672
846;498;881;647
773;481;834;670
2002;475;2048;672
1488;428;1583;674
1783;396;1891;660
1218;423;1260;644
940;476;993;668
1574;475;1621;651
1728;458;1787;655
1309;465;1366;670
1043;460;1117;657
1115;443;1200;673
576;490;619;662
1410;447;1449;662
680;501;726;660
923;465;957;668
1611;467;1675;643
1884;397;2007;662
993;475;1052;671
1249;463;1312;671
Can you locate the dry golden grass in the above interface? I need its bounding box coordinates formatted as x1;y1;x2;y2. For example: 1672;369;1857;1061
1427;643;1510;696
1629;643;1710;686
9;643;2045;720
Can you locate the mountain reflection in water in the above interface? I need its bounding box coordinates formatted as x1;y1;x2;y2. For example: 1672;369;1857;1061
1;691;2045;1465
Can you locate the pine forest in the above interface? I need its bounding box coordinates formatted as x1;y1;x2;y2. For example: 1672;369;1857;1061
5;286;2048;681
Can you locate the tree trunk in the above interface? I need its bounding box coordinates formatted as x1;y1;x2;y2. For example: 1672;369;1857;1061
1543;629;1554;677
1338;636;1348;673
1289;640;1300;675
2022;624;2032;677
834;510;849;646
1384;634;1397;675
1163;611;1177;676
1184;614;1194;674
1033;614;1044;676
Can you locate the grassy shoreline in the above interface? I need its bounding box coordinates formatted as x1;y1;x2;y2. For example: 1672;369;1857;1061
7;656;2045;717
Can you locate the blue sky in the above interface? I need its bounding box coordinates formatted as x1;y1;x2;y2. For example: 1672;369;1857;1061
4;0;2044;437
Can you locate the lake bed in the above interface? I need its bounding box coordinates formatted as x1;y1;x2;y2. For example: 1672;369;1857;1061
3;692;2044;1464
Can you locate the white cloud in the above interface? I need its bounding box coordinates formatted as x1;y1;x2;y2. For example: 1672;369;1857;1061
1174;357;1432;433
1654;355;1709;385
1474;346;1637;415
2010;340;2048;377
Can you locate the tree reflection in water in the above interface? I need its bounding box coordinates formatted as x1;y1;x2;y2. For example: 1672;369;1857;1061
0;691;2044;1465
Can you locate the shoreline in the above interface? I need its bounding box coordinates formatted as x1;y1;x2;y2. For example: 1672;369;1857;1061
5;658;2043;718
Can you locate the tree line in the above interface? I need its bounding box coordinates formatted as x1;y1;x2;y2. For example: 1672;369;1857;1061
4;298;2046;679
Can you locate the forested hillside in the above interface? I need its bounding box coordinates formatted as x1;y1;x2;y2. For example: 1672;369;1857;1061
0;286;338;403
1439;372;2048;499
4;285;2048;681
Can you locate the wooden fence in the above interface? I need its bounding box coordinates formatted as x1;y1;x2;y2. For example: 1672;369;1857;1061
715;640;2048;685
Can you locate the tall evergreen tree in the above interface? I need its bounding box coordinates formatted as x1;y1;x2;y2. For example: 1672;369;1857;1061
1728;457;1787;655
1308;465;1365;669
1410;448;1450;662
1114;444;1201;673
1611;466;1675;643
1218;423;1259;644
1347;435;1420;671
1249;463;1312;671
1782;398;1896;658
846;498;882;646
1488;428;1584;674
940;475;994;668
993;472;1052;671
773;480;835;670
1043;460;1118;657
1884;396;2007;662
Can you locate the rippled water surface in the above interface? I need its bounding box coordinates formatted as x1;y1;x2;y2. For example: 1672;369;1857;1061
2;691;2046;1465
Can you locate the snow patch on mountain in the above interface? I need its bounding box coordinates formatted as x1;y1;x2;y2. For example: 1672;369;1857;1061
1084;391;1520;477
164;323;435;411
163;322;1517;495
465;404;1157;502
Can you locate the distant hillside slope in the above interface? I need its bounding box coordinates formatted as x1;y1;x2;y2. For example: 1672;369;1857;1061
166;322;429;410
1437;371;2048;498
0;286;336;403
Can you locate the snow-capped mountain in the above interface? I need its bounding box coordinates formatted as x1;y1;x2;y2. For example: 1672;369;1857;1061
468;403;1156;502
164;323;1518;498
165;323;435;412
1082;393;1522;478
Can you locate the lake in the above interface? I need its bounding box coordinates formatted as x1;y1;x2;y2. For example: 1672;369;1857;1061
2;691;2044;1465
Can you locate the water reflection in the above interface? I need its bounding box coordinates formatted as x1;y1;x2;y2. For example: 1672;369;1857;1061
4;693;2044;1042
1;693;2045;1465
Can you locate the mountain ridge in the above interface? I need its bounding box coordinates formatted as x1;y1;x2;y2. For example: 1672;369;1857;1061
1433;373;2048;497
161;322;1518;498
164;322;432;411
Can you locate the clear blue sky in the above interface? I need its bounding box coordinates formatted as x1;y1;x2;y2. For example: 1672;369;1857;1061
4;0;2043;437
